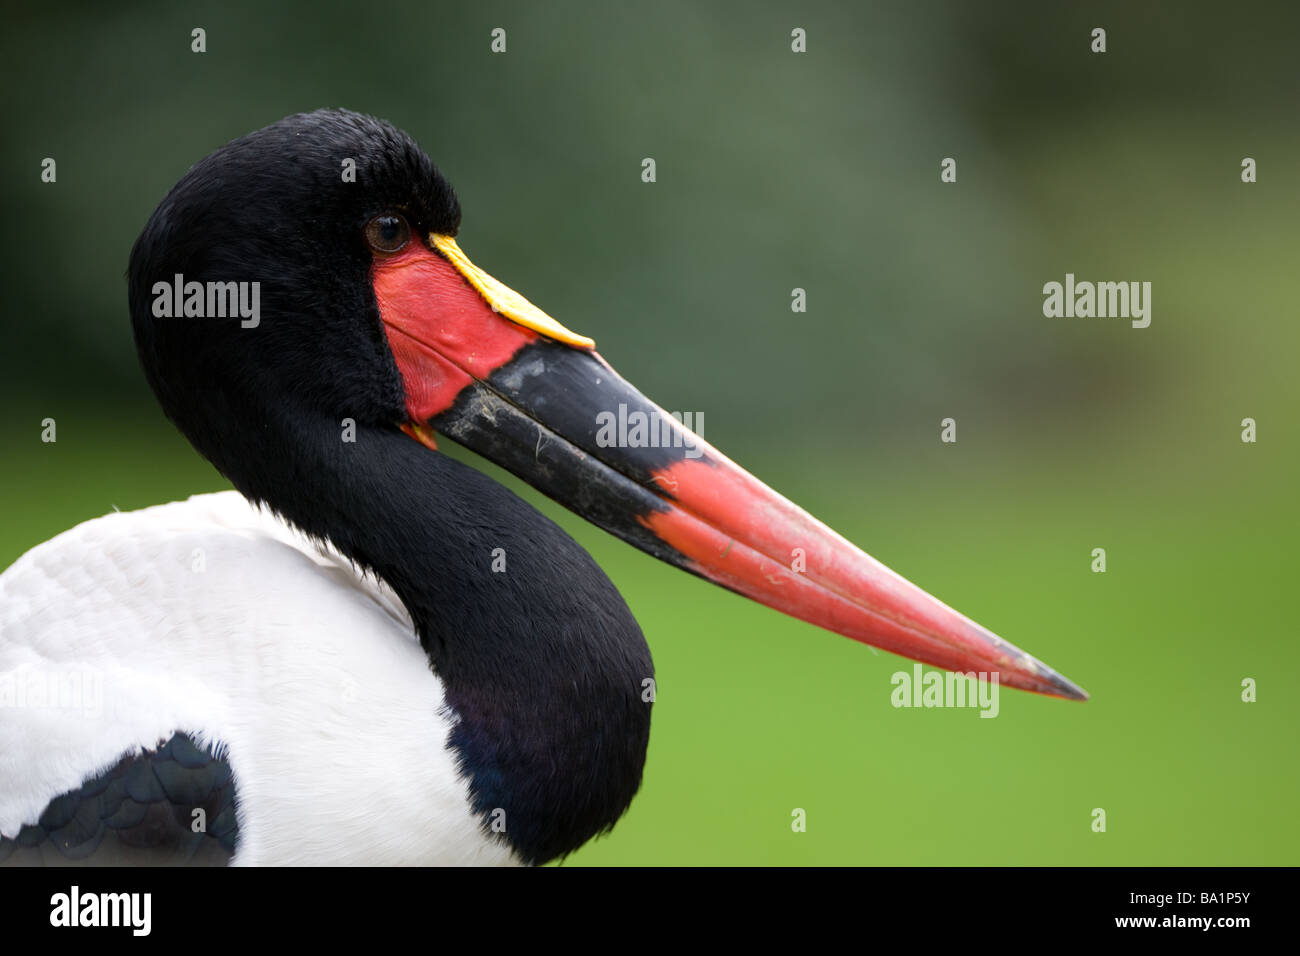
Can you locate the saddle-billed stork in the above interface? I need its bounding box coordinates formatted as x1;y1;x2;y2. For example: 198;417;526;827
0;110;1085;866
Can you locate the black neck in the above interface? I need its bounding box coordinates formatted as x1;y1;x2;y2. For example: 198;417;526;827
211;407;653;864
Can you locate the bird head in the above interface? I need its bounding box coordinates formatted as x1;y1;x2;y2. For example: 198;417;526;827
128;108;1085;702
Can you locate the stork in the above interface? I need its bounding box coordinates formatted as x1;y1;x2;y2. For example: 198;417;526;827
0;110;1084;866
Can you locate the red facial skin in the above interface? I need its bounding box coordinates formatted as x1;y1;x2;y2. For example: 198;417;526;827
372;239;538;423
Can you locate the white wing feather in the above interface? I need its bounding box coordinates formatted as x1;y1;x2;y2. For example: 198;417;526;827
0;491;515;865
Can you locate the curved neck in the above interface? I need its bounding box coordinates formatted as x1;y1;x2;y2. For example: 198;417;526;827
210;410;654;864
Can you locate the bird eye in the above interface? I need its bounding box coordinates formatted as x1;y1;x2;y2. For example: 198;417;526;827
365;213;410;253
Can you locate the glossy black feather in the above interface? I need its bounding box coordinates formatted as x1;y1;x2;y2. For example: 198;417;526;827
126;109;654;864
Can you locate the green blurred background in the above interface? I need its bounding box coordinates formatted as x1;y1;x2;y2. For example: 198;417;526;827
3;1;1296;864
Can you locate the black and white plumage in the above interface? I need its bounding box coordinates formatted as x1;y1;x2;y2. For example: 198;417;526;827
4;113;651;866
0;110;1084;867
0;491;605;865
0;730;237;866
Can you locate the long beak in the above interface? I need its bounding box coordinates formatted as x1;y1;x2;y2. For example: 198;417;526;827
373;234;1087;701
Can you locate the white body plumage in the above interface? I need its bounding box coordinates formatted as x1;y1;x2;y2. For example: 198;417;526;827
0;491;516;866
